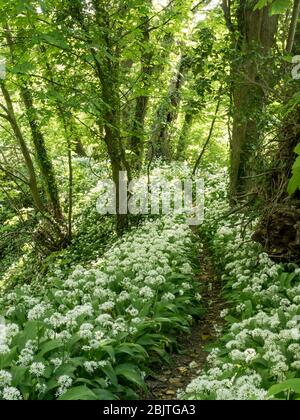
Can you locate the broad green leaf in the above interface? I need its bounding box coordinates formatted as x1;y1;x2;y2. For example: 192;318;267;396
58;386;98;400
0;347;17;369
11;61;35;74
292;157;300;170
115;343;148;359
270;0;291;15
268;379;300;396
38;340;64;357
41;32;68;49
288;171;300;195
115;363;146;390
254;0;270;10
11;365;27;385
294;144;300;155
93;389;117;400
99;362;118;387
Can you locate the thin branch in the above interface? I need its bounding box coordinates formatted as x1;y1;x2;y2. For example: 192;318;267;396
0;112;10;121
0;162;29;184
192;87;223;176
115;0;175;43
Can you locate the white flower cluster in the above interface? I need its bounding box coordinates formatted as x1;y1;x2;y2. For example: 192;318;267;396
182;369;267;400
55;375;73;397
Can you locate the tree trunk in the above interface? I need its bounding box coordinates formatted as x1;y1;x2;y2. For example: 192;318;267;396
151;55;188;161
229;1;278;200
253;9;300;263
74;138;87;157
176;112;193;160
0;82;45;213
4;23;64;221
129;1;153;171
21;86;63;220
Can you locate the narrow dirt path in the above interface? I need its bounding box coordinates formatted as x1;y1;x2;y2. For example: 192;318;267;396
146;245;225;400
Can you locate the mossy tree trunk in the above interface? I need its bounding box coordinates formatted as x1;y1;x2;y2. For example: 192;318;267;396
225;1;278;201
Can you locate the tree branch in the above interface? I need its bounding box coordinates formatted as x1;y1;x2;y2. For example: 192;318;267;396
192;87;223;176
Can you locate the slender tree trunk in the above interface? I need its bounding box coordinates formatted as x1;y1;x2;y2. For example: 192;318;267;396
0;83;45;213
151;54;188;161
176;112;193;160
129;0;153;171
90;1;131;235
192;90;223;176
21;86;63;220
92;48;130;234
74;138;87;157
4;23;64;221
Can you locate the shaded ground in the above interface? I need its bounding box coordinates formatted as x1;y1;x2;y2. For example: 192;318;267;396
253;203;300;264
145;245;225;400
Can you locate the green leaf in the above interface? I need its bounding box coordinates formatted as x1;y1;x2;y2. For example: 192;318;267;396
268;379;300;396
0;347;17;369
99;362;118;387
11;61;35;74
115;343;148;359
115;363;146;390
244;300;253;318
93;389;117;400
292;157;300;171
54;363;77;378
11;365;27;386
38;340;64;357
270;0;291;15
41;31;68;49
288;171;300;195
254;0;270;10
101;345;115;362
58;386;98;400
294;143;300;155
277;309;287;327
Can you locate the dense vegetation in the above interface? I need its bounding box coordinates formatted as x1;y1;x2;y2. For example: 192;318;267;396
0;0;299;401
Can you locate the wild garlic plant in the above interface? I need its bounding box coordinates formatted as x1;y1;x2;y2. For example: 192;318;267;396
0;214;202;400
181;172;300;400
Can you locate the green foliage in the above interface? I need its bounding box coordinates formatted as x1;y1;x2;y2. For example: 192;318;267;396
288;144;300;195
254;0;292;14
268;379;300;399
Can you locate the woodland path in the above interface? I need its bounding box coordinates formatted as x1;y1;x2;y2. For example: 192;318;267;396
145;243;225;400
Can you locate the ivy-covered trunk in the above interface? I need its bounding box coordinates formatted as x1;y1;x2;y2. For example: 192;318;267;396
0;82;45;214
21;86;63;221
228;1;278;200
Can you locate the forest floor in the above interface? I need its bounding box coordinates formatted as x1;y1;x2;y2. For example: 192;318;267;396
145;243;226;400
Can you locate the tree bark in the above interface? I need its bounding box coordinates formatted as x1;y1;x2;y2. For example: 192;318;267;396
176;112;193;160
4;23;64;221
21;86;63;220
129;1;154;171
151;54;189;161
0;82;45;213
229;1;278;200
